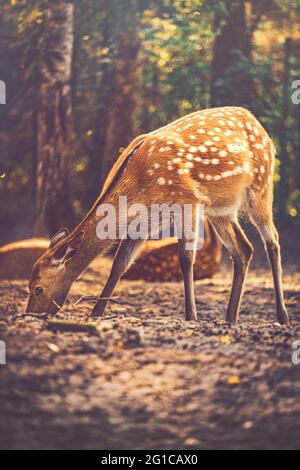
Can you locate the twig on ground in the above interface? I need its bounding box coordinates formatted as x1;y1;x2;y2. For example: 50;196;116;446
73;295;120;305
46;315;118;335
144;287;155;295
12;309;119;335
13;312;49;320
47;319;101;335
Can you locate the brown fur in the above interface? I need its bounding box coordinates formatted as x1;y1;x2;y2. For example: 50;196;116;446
26;106;289;324
0;239;49;280
124;220;222;282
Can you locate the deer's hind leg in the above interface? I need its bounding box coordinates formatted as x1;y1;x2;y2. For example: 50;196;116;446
245;189;289;325
209;215;254;324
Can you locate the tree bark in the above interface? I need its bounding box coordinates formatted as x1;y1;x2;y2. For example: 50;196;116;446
276;38;292;224
211;0;255;108
34;3;75;237
100;0;140;185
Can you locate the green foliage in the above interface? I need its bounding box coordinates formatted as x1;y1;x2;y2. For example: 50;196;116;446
0;0;300;242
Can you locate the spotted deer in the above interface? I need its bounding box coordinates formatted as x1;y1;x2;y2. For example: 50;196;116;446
124;220;222;282
27;107;289;325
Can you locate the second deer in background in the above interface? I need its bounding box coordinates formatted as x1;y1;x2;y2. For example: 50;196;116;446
124;219;222;282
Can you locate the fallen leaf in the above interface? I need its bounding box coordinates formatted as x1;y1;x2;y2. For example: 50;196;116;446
47;343;60;353
243;421;253;429
219;335;231;345
184;437;201;447
227;375;241;385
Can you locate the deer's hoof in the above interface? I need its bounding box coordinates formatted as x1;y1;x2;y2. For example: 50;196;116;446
91;303;106;317
277;309;290;326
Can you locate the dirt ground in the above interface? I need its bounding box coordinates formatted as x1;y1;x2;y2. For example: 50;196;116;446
1;232;300;450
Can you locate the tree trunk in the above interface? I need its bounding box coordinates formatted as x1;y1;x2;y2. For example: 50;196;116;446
34;3;75;237
276;38;292;224
100;0;140;185
211;0;255;108
90;57;115;200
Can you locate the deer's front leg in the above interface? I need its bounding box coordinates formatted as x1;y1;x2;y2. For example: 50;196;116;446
91;238;144;317
177;205;201;321
178;238;198;321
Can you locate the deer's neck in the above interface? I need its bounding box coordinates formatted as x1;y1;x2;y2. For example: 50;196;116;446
66;206;117;282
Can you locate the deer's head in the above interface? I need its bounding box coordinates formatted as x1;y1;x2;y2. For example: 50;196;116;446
26;229;85;314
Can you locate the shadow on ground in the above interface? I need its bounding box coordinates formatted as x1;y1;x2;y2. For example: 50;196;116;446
0;234;300;449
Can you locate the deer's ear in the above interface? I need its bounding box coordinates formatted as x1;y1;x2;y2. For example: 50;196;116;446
66;231;85;259
49;228;70;248
52;231;85;265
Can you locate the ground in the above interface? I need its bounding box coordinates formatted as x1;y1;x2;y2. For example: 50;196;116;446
0;232;300;450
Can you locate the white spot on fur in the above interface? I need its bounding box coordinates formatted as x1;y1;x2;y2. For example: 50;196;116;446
243;162;251;173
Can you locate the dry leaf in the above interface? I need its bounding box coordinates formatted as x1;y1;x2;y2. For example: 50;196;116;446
184;437;201;447
227;375;241;385
47;343;60;353
219;335;231;345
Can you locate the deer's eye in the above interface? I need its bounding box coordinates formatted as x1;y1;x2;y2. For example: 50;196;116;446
35;286;44;297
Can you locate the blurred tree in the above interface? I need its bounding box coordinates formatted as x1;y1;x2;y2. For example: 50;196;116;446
99;0;141;185
33;3;76;236
276;37;292;221
88;1;117;197
0;0;300;244
210;0;256;107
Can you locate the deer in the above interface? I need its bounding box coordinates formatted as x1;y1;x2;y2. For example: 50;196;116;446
123;219;222;282
26;106;289;325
